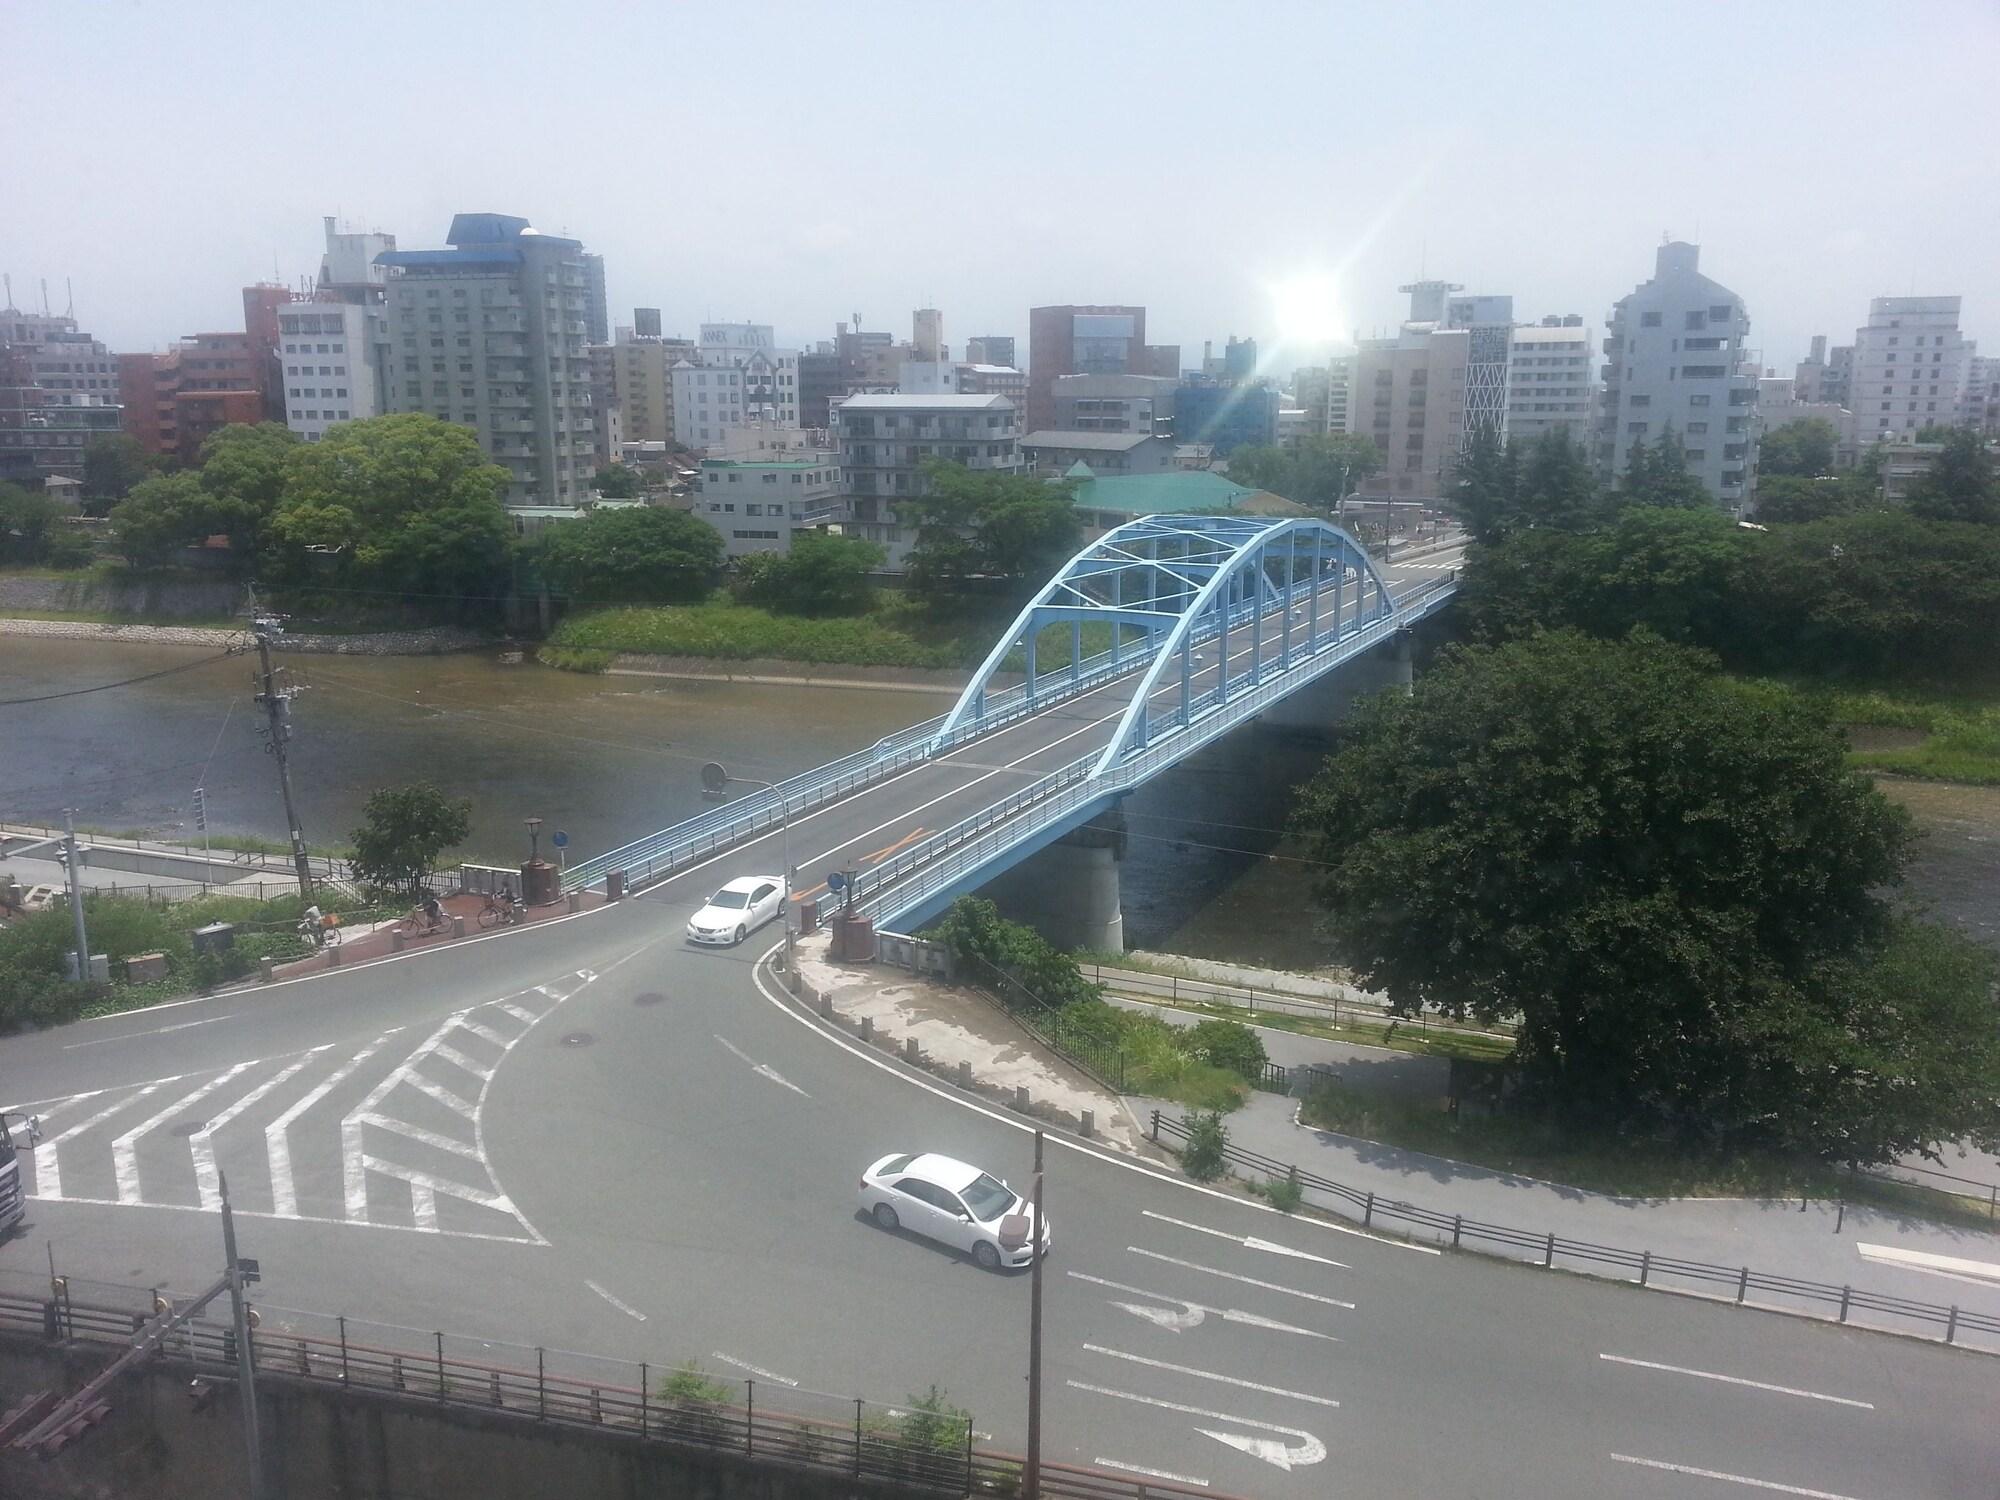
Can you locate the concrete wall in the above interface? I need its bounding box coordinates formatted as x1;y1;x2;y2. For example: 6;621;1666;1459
0;575;246;619
0;1340;964;1500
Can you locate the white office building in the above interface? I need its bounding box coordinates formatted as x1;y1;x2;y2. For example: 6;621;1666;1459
1849;296;1974;442
1597;241;1759;507
278;301;378;439
695;423;843;557
1504;317;1597;447
669;322;800;450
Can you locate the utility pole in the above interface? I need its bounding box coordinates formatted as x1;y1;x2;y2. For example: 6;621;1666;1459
62;808;90;982
1025;1128;1045;1500
218;1170;269;1500
252;618;314;900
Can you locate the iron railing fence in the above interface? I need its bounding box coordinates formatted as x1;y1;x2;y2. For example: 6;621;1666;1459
958;952;1127;1093
1849;1160;2000;1221
0;1286;1233;1500
1081;961;1520;1044
1148;1112;2000;1351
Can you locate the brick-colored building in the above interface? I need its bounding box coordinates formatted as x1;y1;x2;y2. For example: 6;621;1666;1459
118;332;268;466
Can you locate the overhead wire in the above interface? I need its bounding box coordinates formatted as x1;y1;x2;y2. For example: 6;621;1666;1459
0;649;244;707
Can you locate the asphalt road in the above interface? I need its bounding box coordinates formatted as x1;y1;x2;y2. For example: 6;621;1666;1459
6;536;1997;1496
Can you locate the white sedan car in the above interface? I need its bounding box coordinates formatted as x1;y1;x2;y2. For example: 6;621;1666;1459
685;875;786;946
858;1151;1051;1270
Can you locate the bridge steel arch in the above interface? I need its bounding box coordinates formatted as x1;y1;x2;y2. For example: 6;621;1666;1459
932;514;1392;755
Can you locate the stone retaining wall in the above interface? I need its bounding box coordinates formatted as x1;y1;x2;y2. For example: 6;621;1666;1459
0;574;245;618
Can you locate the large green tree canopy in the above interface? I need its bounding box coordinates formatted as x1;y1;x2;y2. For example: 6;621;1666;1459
535;504;723;605
1224;434;1383;512
903;462;1080;598
1290;631;2000;1159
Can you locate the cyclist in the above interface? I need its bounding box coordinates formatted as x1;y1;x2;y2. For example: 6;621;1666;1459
298;903;324;944
420;893;443;930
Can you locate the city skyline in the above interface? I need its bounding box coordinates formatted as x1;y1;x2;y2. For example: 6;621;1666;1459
6;0;1997;375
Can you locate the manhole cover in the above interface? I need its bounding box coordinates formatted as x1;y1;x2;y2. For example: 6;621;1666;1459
632;992;667;1007
560;1031;595;1048
169;1120;206;1138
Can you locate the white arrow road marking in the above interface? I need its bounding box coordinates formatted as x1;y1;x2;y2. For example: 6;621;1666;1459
581;1280;646;1321
1129;1248;1356;1309
268;1031;402;1216
1610;1454;1871;1499
1094;1459;1208;1487
1082;1345;1340;1408
1143;1210;1348;1267
192;1048;330;1209
1855;1242;2000;1288
711;1351;796;1385
1113;1301;1206;1332
112;1063;254;1205
1068;1381;1326;1472
715;1035;757;1066
1069;1272;1337;1341
1598;1355;1874;1410
715;1035;812;1097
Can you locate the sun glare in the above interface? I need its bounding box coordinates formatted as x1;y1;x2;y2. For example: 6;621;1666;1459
1269;273;1347;344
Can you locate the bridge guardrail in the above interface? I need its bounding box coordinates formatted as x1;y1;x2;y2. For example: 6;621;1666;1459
0;1282;1234;1500
1147;1113;2000;1352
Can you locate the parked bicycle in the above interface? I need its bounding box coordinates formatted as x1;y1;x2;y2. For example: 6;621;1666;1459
297;912;342;949
396;895;449;939
477;889;520;929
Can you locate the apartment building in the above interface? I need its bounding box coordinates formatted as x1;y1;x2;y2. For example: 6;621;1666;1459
1504;316;1597;447
375;213;598;507
278;302;376;439
1597;241;1759;507
1352;325;1470;499
695;423;843;557
1849;296;1974;442
831;392;1021;566
669;322;800;451
1049;373;1178;434
0;311;124;488
1794;335;1853;409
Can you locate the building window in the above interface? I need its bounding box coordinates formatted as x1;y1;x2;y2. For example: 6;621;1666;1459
1641;311;1661;328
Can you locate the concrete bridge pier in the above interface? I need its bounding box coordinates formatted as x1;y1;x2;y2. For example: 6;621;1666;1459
978;808;1127;952
1257;629;1414;736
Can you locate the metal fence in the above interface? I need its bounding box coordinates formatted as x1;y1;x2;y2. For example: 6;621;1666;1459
1081;961;1519;1044
1148;1112;2000;1351
1852;1160;2000;1221
960;952;1128;1093
0;1279;1233;1500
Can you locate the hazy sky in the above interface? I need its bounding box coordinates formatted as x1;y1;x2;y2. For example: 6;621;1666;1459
10;0;1998;377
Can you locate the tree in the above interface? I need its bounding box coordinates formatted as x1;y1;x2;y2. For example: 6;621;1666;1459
1515;427;1604;532
535;504;722;605
1906;427;1999;525
197;421;299;551
1227;435;1382;513
1289;631;1962;1159
263;413;515;606
108;472;228;568
1617;427;1712;510
733;531;884;615
0;482;78;565
1756;418;1839;479
1752;475;1855;525
349;782;472;896
902;463;1080;599
590;464;643;499
1450;422;1518;543
81;433;154;511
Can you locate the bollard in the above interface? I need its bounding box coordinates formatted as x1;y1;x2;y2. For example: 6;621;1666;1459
326;944;341;967
1542;1231;1555;1268
1838;1285;1852;1323
391;930;405;953
1736;1266;1750;1303
1014;1085;1030;1112
904;1037;920;1063
567;891;581;914
1946;1305;1960;1345
860;1016;873;1040
957;1060;972;1089
1080;1109;1094;1139
1452;1214;1463;1250
452;915;465;939
819;994;833;1020
260;958;274;983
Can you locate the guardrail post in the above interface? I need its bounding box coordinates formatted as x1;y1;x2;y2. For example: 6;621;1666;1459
590;1388;602;1423
1363;1191;1375;1228
491;1370;503;1406
1737;1267;1749;1304
538;1348;547;1419
392;1354;405;1391
745;1379;754;1455
338;1315;348;1383
1542;1232;1554;1268
1149;1109;1160;1143
854;1398;864;1478
1452;1215;1463;1250
436;1332;447;1398
1945;1306;1959;1345
1638;1250;1650;1287
1838;1286;1852;1324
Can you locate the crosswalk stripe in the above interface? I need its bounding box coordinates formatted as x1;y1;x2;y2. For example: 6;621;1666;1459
36;1083;164;1200
430;1043;495;1082
457;1019;513;1049
399;1070;478;1118
113;1064;255;1205
268;1032;400;1218
496;1002;539;1025
192;1050;328;1209
355;1112;481;1160
344;1014;466;1222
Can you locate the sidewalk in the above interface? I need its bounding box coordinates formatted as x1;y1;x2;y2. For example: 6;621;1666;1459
271;889;600;978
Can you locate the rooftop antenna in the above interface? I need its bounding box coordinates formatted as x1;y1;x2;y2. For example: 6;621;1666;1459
2;273;11;311
41;278;51;316
65;278;74;318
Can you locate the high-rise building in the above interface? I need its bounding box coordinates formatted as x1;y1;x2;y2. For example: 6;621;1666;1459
694;422;843;558
965;336;1014;368
633;307;662;338
1026;305;1149;432
0;309;124;489
593;318;696;451
1597;241;1759;507
1504;316;1597;448
1848;296;1974;442
1964;355;2000;436
669;323;800;451
1352;325;1470;500
581;253;609;346
1794;334;1853;409
1435;289;1515;446
1174;377;1280;455
375;213;598;508
1221;335;1259;381
912;308;944;362
1290;357;1354;436
277;303;376;440
242;283;297;421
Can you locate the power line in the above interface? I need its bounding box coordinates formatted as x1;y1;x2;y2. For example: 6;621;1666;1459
0;649;243;707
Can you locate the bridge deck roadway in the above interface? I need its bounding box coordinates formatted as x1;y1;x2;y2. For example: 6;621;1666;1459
5;535;1995;1496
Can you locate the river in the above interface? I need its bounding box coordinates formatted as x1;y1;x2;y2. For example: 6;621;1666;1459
3;640;1993;959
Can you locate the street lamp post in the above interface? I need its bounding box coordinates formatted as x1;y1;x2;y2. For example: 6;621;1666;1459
524;817;544;866
700;762;794;962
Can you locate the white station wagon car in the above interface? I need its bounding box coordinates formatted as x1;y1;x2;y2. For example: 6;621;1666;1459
858;1151;1050;1270
686;875;786;946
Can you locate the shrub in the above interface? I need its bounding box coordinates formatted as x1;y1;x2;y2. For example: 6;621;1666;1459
1181;1111;1230;1181
1256;1169;1305;1214
1186;1018;1267;1081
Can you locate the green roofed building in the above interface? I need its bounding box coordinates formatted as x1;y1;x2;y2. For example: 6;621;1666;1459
1058;463;1305;534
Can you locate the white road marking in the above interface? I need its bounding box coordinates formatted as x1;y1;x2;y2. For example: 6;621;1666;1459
581;1280;646;1321
399;1070;478;1118
430;1042;495;1081
1143;1210;1348;1267
1114;1300;1206;1332
710;1350;795;1384
192;1049;329;1209
1598;1355;1874;1410
267;1031;401;1217
343;1013;468;1221
1094;1459;1208;1487
753;1063;810;1097
1068;1381;1326;1472
112;1063;255;1205
1855;1241;2000;1288
1069;1272;1337;1341
33;1083;163;1200
359;1113;482;1160
497;1002;540;1025
456;1019;513;1048
60;1013;235;1049
409;1178;437;1231
1610;1454;1871;1498
1082;1344;1340;1408
714;1035;757;1066
1129;1247;1356;1309
361;1156;520;1218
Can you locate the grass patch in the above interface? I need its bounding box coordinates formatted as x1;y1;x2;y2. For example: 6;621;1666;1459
552;598;985;670
536;645;613;673
1737;677;2000;786
1849;711;2000;785
1117;992;1515;1064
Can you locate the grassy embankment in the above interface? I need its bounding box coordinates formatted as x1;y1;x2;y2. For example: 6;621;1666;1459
545;592;1120;676
1786;682;2000;786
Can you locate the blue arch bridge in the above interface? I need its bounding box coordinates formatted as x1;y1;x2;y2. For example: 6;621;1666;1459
564;514;1460;949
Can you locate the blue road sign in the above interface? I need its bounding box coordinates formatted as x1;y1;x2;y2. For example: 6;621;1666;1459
551;830;569;850
825;870;846;892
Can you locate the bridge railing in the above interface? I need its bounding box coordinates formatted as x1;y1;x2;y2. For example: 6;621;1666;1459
853;589;1440;927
